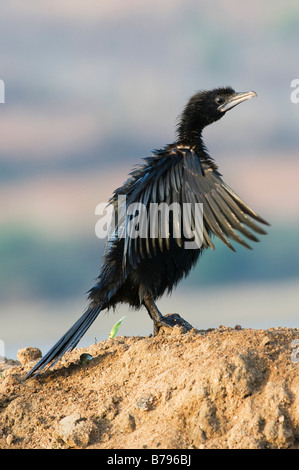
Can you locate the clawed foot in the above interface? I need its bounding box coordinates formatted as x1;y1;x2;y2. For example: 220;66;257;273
142;293;194;336
153;313;194;335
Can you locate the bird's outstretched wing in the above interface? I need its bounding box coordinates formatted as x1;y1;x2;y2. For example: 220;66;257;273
110;146;269;271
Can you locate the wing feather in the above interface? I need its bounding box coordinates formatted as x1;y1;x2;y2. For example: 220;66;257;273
110;147;268;270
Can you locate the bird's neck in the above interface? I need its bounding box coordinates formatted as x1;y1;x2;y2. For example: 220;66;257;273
178;132;205;154
176;133;217;168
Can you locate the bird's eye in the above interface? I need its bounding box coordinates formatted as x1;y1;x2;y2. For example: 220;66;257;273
215;96;225;105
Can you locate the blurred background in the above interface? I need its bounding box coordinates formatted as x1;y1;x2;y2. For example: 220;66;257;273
1;0;298;359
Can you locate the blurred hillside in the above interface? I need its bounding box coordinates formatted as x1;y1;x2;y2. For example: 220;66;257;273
0;0;298;358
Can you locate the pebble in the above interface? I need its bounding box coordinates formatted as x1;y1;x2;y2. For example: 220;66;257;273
6;434;13;445
17;347;42;366
135;394;155;411
55;412;95;448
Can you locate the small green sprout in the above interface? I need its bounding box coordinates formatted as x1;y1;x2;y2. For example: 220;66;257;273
109;316;126;339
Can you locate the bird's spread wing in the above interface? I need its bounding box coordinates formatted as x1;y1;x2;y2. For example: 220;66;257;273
182;148;269;251
110;147;269;270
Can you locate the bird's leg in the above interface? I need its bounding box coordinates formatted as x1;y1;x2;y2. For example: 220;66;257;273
143;292;194;335
143;292;166;335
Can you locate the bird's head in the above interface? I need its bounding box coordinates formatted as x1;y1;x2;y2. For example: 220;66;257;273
177;86;256;144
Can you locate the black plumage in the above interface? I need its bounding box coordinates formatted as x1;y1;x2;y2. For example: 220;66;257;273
25;86;269;379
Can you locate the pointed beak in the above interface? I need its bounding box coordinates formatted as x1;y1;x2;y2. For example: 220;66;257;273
218;91;257;112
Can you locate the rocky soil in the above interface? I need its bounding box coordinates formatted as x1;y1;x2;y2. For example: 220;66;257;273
0;325;298;449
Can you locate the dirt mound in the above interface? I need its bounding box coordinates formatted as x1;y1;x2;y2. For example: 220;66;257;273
0;326;298;449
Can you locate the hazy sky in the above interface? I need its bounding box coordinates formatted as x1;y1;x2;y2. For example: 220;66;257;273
1;0;299;227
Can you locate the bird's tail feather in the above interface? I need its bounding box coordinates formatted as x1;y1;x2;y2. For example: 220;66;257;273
24;305;102;380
